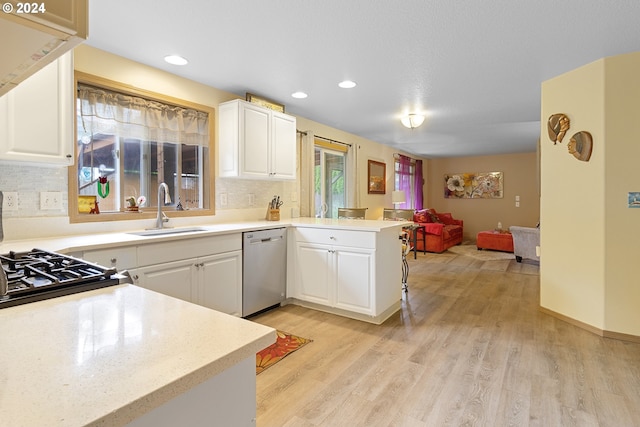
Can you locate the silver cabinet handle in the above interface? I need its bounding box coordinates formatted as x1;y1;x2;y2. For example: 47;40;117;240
110;258;117;264
132;274;139;281
329;236;336;240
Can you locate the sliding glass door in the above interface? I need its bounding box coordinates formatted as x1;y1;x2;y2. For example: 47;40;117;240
314;147;346;218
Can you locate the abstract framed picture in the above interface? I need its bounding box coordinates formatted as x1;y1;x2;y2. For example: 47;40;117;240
368;160;386;194
444;172;503;199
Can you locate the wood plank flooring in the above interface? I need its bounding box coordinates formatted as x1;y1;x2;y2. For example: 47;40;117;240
252;250;640;427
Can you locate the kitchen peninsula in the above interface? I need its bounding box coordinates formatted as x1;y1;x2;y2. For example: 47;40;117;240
0;284;275;427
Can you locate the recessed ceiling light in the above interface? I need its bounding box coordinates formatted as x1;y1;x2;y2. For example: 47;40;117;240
338;80;357;89
164;55;188;66
291;91;308;99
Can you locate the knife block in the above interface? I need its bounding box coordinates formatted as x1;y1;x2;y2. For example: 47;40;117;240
266;208;280;221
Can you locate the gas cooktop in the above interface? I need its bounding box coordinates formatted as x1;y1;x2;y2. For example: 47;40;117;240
0;249;119;309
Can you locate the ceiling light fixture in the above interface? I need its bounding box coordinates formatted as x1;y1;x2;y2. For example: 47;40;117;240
291;91;308;99
401;114;425;129
338;80;357;89
164;55;188;65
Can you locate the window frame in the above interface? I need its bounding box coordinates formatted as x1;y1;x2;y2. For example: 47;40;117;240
68;71;215;224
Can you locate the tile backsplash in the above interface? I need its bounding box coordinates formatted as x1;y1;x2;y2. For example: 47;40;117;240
0;161;298;222
0;161;68;218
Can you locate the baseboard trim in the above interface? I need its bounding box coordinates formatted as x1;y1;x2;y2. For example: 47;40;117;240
289;298;401;325
539;306;640;344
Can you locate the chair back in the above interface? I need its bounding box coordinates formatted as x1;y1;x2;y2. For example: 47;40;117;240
337;207;367;219
383;208;414;221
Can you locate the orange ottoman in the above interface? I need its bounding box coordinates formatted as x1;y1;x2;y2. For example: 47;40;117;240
476;231;514;252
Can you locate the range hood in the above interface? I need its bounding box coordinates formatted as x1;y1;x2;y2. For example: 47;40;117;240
0;0;87;97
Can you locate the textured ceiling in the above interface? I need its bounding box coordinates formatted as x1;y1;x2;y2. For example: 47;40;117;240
85;0;640;158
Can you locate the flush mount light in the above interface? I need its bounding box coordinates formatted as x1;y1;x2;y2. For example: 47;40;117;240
401;114;425;129
164;55;188;66
291;91;308;99
338;80;357;89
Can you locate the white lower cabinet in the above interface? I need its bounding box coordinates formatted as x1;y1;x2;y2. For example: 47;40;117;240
197;251;242;317
131;250;242;316
296;242;374;315
133;259;195;303
333;247;373;313
80;234;243;317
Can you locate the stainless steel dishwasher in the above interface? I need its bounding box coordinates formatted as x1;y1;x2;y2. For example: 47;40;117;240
242;228;287;317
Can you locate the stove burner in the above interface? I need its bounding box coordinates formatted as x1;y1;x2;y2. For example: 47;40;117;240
0;249;119;309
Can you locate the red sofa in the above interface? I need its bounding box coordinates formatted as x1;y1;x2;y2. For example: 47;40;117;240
412;209;464;253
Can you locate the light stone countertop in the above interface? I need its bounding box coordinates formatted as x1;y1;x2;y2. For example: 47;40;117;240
0;218;407;254
0;284;276;427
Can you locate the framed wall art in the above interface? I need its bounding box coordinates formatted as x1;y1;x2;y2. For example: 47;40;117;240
368;160;386;194
444;171;503;199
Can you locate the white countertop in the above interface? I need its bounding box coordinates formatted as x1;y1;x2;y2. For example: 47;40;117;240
0;284;275;427
0;218;407;254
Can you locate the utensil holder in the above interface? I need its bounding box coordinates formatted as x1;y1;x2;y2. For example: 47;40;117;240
266;208;280;221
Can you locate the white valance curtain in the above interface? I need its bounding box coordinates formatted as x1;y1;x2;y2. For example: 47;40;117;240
77;84;210;147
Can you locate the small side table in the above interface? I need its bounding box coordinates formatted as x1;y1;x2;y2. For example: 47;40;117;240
402;224;426;259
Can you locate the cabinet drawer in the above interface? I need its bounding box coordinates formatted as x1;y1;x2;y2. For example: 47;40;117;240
295;227;375;249
137;233;242;267
83;246;137;270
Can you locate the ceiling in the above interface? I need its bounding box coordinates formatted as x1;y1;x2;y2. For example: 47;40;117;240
85;0;640;158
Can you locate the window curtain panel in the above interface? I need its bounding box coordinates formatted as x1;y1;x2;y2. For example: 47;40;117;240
77;84;209;146
398;154;412;209
300;130;315;217
414;159;424;210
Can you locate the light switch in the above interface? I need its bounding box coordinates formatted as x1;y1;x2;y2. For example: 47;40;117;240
219;193;228;207
515;195;520;201
40;192;62;210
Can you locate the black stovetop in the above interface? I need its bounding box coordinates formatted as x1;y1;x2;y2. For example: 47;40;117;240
0;249;119;309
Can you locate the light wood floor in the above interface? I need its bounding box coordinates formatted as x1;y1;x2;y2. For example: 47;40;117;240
252;250;640;427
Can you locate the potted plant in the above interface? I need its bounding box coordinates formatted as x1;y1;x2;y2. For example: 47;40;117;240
125;196;145;212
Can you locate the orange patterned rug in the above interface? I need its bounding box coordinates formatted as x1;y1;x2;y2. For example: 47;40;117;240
256;330;312;374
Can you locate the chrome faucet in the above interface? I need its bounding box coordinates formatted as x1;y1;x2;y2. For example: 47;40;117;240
156;182;171;229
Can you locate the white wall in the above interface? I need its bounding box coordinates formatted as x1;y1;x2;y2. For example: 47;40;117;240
540;51;640;337
602;52;640;335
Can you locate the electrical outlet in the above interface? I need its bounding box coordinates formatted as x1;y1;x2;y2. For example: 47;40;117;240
515;201;520;207
40;191;63;210
219;193;228;207
248;193;256;207
3;192;18;211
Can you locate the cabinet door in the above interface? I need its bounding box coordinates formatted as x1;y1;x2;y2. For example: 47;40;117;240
334;247;374;315
240;103;270;178
271;112;296;180
295;242;332;305
0;51;73;165
135;259;196;303
198;251;242;317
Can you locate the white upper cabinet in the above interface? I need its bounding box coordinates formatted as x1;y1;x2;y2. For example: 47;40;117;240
218;99;296;180
0;51;74;165
0;0;88;97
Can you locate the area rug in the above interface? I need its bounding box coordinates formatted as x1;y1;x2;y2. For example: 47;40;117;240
447;244;515;261
256;330;312;374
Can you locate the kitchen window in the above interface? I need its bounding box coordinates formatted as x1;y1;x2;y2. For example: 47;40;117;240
69;73;215;223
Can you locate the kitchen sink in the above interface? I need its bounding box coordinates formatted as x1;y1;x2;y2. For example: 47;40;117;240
128;227;209;237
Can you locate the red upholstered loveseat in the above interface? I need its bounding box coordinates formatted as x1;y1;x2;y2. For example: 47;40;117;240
412;209;464;253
